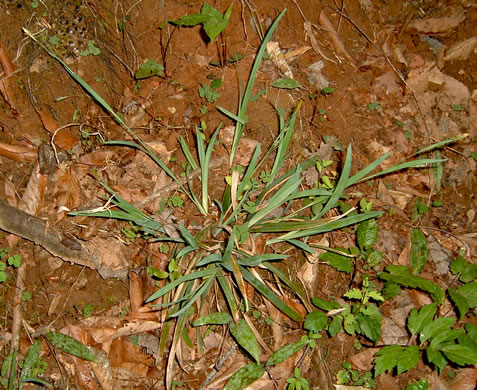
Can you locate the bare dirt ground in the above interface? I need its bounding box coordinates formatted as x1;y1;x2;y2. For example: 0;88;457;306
0;0;476;389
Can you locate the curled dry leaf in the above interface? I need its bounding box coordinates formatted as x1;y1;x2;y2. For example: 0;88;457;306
407;9;465;33
36;109;79;150
266;41;294;78
444;36;477;61
0;142;37;162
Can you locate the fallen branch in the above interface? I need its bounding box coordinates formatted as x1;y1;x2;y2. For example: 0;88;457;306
0;196;96;269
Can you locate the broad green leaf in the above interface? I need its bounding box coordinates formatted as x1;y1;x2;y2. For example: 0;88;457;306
420;317;455;344
406;378;428;390
271;78;302;89
438;344;477;365
304;311;328;332
328;316;343;337
448;288;470;319
266;338;308;366
311;297;341;311
379;265;444;304
397;345;420;374
319;251;353;273
426;347;448;374
46;332;98;362
192;312;232;326
20;340;41;382
374;345;403;376
430;329;464;348
230;319;260;363
407;303;437;336
450;256;477;282
410;228;428;274
357;219;378;250
224;363;265;390
456;282;477;307
355;312;381;343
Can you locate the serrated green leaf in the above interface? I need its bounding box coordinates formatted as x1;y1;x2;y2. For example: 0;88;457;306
357;218;378;250
192;312;232;326
438;344;477;365
343;288;362;300
397;345;420;374
448;288;470;319
224;363;265;390
319;251;353;273
406;378;428;390
410;228;428;274
230;319;260;363
456;282;477;307
450;257;477;282
466;323;477;342
407;303;437;336
426;347;448;374
46;332;98;362
430;329;464;348
328;316;343;337
304;310;328;332
20;340;41;382
355;312;381;343
420;317;455;344
271;78;302;89
379;265;444;304
311;297;341;311
374;345;403;376
265;338;308;366
367;291;384;302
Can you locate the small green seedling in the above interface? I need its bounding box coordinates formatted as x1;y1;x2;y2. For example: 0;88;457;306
321;87;334;95
286;367;310;390
199;83;221;103
367;102;381;111
316;159;333;174
135;59;164;79
337;361;376;388
79;40;101;57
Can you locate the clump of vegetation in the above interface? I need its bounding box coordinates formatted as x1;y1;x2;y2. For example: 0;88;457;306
22;4;475;389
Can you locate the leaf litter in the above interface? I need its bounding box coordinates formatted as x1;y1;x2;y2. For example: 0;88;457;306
0;0;476;389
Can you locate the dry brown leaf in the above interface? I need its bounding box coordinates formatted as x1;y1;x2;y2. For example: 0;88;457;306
3;178;17;206
108;338;154;377
266;41;294;78
449;367;477;390
349;348;379;371
375;373;401;390
85;236;130;280
0;142;37;162
36;109;79;150
55;166;81;213
0;41;17;108
407;10;465;33
318;9;356;66
80;150;119;166
444;37;477;61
